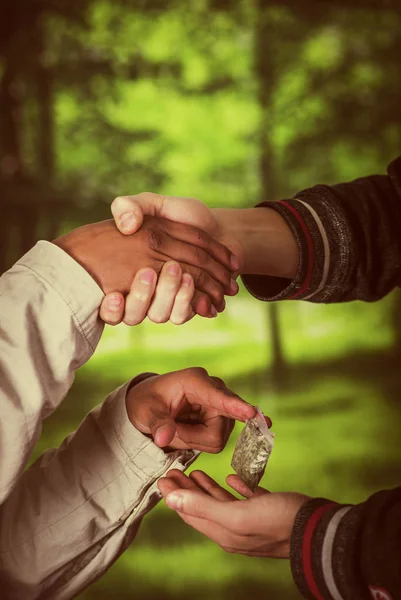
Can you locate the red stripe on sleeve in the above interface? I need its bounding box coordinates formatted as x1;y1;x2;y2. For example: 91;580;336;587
302;503;337;600
277;201;315;299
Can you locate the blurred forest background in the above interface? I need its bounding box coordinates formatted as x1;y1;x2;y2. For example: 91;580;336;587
1;0;401;599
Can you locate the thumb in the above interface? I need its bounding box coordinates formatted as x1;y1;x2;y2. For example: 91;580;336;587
165;490;237;527
111;196;150;234
149;411;177;448
133;395;177;447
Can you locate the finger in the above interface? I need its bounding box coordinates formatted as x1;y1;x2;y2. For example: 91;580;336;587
162;220;235;274
133;396;176;447
181;265;227;313
164;489;241;528
169;273;196;325
176;371;256;421
147;261;182;324
189;470;235;502
191;290;216;319
123;269;157;326
147;228;234;301
158;476;181;497
153;230;236;297
99;293;125;326
226;474;268;498
176;510;236;550
210;376;226;388
172;417;233;453
166;470;201;492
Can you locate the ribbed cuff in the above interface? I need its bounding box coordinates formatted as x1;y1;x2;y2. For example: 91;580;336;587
291;498;339;600
290;497;367;600
241;198;326;302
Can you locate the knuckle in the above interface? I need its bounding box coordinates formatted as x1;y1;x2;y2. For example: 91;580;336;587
220;266;231;286
192;246;207;264
193;269;206;287
132;291;150;303
211;376;225;387
148;229;166;251
189;225;207;244
190;366;208;378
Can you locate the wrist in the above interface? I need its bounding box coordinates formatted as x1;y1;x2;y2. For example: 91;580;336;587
212;207;299;279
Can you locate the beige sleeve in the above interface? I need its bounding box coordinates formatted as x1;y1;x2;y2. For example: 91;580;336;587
0;382;198;600
0;241;104;504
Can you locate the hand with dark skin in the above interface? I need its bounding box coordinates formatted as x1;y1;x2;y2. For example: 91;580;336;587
99;192;298;325
158;469;308;559
54;216;240;320
125;368;268;450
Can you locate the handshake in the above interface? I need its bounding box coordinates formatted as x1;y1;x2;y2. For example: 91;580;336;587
54;191;299;327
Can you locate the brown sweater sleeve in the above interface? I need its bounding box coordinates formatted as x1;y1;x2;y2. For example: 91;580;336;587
290;489;401;600
242;157;401;303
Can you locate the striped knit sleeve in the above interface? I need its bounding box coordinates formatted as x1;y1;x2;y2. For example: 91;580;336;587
242;157;401;304
290;489;401;600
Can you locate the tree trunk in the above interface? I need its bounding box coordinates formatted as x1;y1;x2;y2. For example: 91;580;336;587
254;1;287;389
0;63;25;272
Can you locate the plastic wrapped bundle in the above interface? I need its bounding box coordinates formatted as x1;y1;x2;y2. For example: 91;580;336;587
231;407;274;491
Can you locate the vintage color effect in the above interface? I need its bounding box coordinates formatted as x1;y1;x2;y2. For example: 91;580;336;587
1;1;401;599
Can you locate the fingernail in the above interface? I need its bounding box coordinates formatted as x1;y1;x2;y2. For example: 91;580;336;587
167;262;180;276
166;492;183;511
230;278;239;295
140;270;156;285
106;295;122;310
155;426;167;446
211;306;218;318
182;274;192;286
119;212;137;231
230;255;240;270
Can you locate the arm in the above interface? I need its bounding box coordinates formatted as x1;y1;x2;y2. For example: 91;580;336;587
109;157;401;318
0;378;197;600
238;156;401;303
0;241;104;505
290;489;400;600
0;364;255;600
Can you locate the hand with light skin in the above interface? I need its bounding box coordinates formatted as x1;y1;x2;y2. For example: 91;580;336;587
54;216;240;321
157;469;309;558
100;192;299;326
125;368;271;451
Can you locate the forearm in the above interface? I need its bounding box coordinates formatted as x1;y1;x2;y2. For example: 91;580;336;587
0;241;104;504
291;488;401;599
225;157;401;303
212;207;299;279
0;380;198;600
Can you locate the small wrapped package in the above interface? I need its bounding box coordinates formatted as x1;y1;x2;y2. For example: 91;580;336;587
231;407;274;491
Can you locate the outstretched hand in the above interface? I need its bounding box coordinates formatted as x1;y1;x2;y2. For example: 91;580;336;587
158;469;308;559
